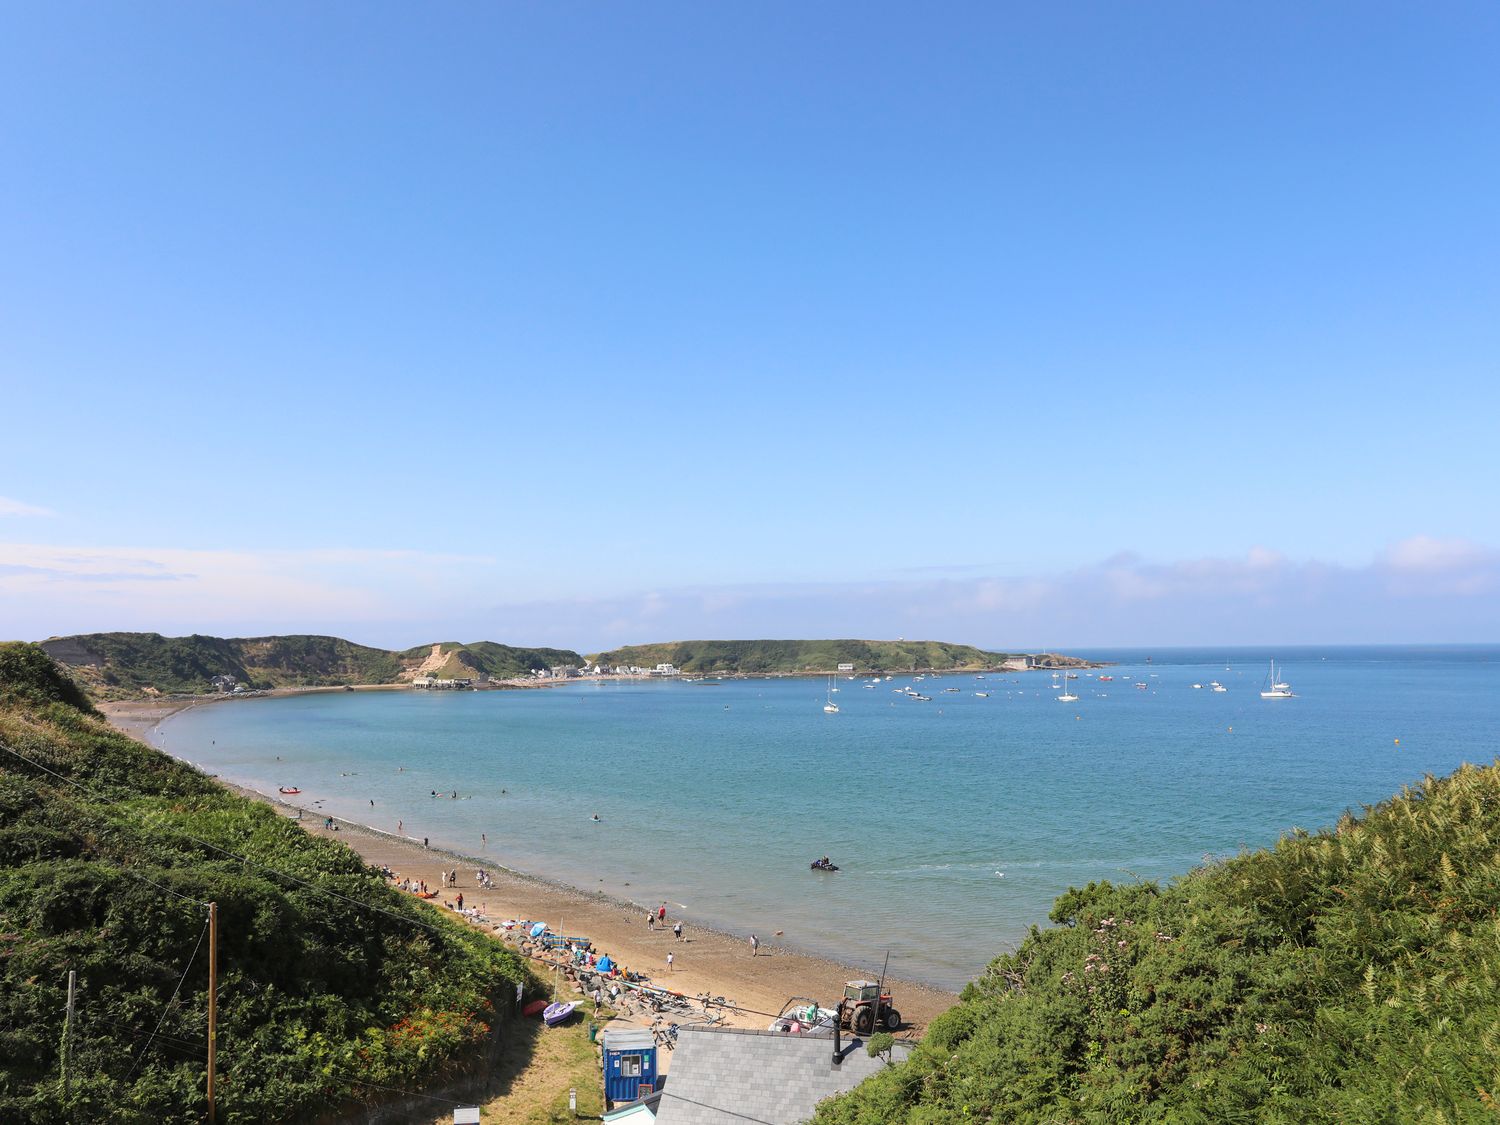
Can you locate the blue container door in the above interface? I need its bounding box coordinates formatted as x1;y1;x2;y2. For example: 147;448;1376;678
605;1049;653;1103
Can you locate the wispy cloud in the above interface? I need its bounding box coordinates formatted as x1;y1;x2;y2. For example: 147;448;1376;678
467;538;1500;651
0;496;55;518
0;543;494;641
2;537;1495;650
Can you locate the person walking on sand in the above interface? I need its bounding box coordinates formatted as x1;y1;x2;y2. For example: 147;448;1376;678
658;903;666;924
666;952;674;972
673;921;683;942
750;933;759;957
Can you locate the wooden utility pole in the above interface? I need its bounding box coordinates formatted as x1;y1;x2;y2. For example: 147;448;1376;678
207;902;218;1125
62;969;76;1100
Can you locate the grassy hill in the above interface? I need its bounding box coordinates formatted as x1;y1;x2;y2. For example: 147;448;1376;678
588;639;1015;674
814;759;1500;1123
0;642;527;1123
39;633;583;698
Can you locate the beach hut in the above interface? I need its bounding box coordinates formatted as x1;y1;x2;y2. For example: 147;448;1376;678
601;1026;658;1108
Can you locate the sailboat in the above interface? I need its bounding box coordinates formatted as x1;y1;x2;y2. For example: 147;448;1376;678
1057;673;1079;703
1260;659;1293;699
823;675;840;714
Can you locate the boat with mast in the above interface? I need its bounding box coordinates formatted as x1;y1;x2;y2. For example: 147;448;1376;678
823;675;840;713
1260;659;1293;699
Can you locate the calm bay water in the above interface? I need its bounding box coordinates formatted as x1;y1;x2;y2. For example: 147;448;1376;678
157;646;1498;990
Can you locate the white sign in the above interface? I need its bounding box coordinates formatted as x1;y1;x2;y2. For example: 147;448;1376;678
454;1109;481;1124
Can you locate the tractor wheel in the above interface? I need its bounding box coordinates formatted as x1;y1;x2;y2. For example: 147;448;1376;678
852;1005;875;1035
883;1008;902;1031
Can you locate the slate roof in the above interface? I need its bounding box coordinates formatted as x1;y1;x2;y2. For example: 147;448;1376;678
653;1025;911;1125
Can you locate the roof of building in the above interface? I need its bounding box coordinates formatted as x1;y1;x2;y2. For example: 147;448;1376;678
603;1089;664;1122
601;1026;657;1052
653;1025;911;1125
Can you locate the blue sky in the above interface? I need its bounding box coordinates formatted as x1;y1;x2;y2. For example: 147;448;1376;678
2;3;1497;650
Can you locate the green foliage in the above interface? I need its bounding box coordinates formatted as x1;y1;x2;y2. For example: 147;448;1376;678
815;763;1500;1124
0;645;526;1123
0;643;97;715
39;633;584;698
588;639;1012;674
867;1031;895;1058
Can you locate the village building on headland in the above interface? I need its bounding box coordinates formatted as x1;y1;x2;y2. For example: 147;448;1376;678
410;676;472;690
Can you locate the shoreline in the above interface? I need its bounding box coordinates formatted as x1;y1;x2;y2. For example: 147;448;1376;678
100;700;961;1039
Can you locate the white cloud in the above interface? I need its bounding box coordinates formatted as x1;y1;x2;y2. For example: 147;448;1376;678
0;496;54;517
0;543;494;640
3;536;1495;650
1379;535;1493;574
465;538;1500;650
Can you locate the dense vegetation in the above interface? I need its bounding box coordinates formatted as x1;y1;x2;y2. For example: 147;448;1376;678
38;632;583;697
0;644;527;1123
589;639;1013;674
815;759;1500;1123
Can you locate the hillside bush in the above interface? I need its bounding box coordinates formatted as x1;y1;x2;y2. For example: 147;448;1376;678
816;760;1500;1123
0;643;526;1123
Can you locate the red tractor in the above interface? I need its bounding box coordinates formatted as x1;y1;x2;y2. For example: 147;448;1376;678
839;980;901;1034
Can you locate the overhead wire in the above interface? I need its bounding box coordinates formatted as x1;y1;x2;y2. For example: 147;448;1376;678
123;914;210;1082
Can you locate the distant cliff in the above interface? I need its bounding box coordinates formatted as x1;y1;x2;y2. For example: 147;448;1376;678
588;638;1024;674
39;632;582;698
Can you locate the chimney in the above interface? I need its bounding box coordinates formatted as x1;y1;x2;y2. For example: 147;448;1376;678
832;999;843;1066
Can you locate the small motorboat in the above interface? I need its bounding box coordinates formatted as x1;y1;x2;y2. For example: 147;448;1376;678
278;787;301;795
542;1001;576;1027
810;859;840;872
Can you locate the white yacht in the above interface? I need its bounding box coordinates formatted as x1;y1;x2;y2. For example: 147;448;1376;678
1260;660;1293;699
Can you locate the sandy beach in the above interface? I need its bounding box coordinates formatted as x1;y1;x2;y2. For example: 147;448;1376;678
101;699;960;1044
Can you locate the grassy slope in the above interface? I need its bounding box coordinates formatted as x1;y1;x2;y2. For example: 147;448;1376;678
39;633;584;697
814;760;1500;1123
0;643;527;1124
588;639;1011;674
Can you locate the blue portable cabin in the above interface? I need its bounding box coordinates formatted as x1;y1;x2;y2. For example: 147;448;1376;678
600;1026;658;1107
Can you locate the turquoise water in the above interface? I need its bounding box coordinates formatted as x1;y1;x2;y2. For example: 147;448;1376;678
158;646;1498;990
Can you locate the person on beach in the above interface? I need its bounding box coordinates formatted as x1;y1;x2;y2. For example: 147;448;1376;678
423;837;429;848
658;903;666;923
481;833;486;846
441;871;448;889
750;933;759;956
647;912;655;930
666;952;674;972
398;820;403;833
673;921;683;942
456;893;463;910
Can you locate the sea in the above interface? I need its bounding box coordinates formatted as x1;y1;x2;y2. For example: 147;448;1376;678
154;645;1498;991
